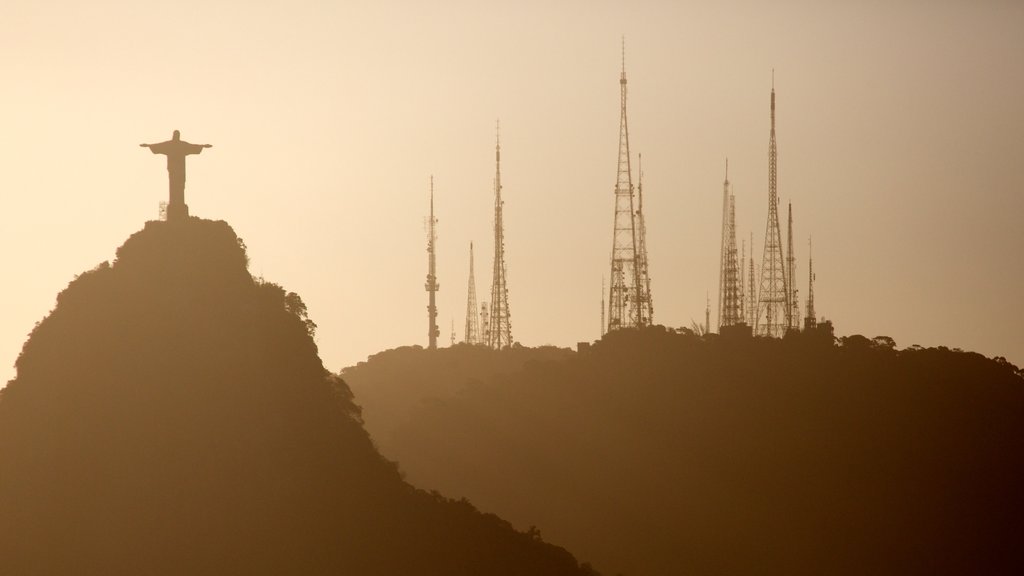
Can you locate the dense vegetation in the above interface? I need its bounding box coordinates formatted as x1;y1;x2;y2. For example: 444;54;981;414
0;218;596;576
344;328;1024;576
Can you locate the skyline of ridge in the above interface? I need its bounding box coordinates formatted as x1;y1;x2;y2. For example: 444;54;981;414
0;1;1021;381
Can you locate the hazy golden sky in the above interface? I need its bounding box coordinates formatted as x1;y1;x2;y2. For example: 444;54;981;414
0;0;1021;382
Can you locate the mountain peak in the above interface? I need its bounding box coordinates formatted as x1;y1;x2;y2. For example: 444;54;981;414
0;218;595;576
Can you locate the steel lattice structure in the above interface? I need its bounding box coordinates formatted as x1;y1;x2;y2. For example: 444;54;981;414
739;239;747;324
786;202;799;332
425;177;440;349
464;242;480;345
804;237;817;330
718;160;742;330
487;125;512;349
635;155;654;326
747;232;758;328
756;78;791;337
607;42;651;332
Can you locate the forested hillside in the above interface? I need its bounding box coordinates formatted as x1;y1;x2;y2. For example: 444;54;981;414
345;328;1024;576
0;218;597;576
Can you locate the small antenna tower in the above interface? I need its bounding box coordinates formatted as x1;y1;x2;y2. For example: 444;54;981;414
636;153;654;325
756;72;791;337
804;236;817;330
747;232;758;328
480;302;490;345
158;201;168;221
740;238;746;322
601;277;606;337
718;159;742;330
425;176;440;350
787;201;799;332
705;292;711;336
487;121;512;349
450;318;456;347
464;242;480;344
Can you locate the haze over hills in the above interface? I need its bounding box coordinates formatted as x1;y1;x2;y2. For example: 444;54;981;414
344;328;1024;576
0;217;598;576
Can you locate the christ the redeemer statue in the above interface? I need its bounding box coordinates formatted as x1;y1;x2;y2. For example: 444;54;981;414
141;130;212;221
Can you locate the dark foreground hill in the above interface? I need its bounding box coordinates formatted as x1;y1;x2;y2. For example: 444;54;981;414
0;218;596;576
343;329;1024;576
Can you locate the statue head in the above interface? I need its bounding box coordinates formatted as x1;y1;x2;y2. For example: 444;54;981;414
172;130;181;141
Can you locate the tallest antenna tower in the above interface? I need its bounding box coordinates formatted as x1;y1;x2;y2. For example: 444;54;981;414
607;38;648;332
756;72;791;337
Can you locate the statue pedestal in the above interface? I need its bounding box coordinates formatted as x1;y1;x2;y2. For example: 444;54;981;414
167;202;190;222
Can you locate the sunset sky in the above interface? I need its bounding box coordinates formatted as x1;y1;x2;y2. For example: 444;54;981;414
0;0;1021;383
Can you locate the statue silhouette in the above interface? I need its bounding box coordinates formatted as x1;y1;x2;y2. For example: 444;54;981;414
141;130;212;221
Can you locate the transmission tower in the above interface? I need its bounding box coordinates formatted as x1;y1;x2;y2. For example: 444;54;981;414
804;236;817;330
480;302;490;344
636;154;654;325
425;176;440;350
747;232;758;328
607;40;648;332
756;74;791;337
464;242;480;344
487;123;512;349
705;293;711;336
718;159;742;330
739;238;747;323
786;201;799;332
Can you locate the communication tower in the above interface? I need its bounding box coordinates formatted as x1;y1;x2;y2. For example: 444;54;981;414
487;123;512;349
464;242;481;345
636;154;654;324
425;177;440;350
804;237;817;330
739;239;746;322
756;74;791;337
718;159;742;330
705;293;711;336
747;232;758;328
480;302;490;345
786;201;799;332
607;39;651;331
601;277;606;337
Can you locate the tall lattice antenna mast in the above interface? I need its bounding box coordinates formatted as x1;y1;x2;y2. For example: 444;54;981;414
425;176;440;349
718;158;742;330
607;37;646;332
747;231;758;327
464;242;480;344
756;71;791;337
804;236;817;330
635;153;653;326
487;121;512;349
787;201;799;332
740;238;747;322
